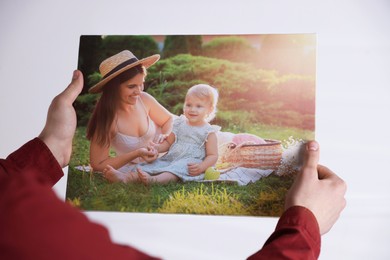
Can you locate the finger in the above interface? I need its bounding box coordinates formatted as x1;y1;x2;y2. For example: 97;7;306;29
158;135;165;143
302;140;320;171
188;165;197;170
295;141;320;182
318;164;348;198
59;70;84;103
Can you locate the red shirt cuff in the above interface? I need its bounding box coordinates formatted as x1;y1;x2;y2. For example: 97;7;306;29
5;137;64;186
276;206;321;246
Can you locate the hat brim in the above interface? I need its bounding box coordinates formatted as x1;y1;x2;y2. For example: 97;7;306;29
88;54;160;94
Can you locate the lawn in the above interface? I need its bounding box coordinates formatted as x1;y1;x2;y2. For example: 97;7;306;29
66;125;310;217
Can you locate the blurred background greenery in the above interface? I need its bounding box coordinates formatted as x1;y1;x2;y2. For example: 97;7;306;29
76;34;316;133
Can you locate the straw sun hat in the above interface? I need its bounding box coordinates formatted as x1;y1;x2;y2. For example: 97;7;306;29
88;50;160;93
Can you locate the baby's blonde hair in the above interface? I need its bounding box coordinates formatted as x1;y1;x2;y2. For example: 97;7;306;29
186;84;219;122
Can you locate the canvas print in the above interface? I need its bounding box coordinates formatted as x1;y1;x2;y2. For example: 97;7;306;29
66;34;316;217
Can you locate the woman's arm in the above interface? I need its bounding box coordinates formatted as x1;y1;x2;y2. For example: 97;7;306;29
188;132;219;176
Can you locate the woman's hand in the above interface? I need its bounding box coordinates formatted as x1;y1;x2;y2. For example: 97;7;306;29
187;163;203;176
139;146;158;163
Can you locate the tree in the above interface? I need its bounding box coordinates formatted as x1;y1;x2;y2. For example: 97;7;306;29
101;35;160;61
201;36;255;63
162;35;202;58
186;35;202;56
78;35;104;93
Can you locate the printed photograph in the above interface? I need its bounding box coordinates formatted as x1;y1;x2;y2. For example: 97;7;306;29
66;34;316;217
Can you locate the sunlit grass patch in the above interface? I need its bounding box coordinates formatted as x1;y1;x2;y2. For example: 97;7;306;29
158;184;250;216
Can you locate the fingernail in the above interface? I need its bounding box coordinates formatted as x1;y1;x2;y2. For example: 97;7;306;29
307;141;319;151
72;70;79;80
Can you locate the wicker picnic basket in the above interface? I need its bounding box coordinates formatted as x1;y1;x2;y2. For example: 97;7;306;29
220;139;283;170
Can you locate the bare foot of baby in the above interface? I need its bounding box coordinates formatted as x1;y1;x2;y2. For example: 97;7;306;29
137;167;154;185
103;165;128;183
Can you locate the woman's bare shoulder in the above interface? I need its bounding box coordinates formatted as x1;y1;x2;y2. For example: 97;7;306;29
140;92;159;107
140;92;154;101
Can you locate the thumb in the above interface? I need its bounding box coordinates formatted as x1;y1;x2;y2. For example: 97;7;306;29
299;141;320;180
59;70;84;103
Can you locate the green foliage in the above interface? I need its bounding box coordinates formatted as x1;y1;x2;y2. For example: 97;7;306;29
74;94;99;127
215;110;255;133
146;54;315;130
186;35;202;56
72;72;103;127
87;71;102;87
75;53;315;130
268;74;315;113
162;35;202;58
201;36;256;63
102;35;160;60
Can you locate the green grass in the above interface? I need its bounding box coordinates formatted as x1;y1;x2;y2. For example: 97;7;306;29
67;168;295;216
66;125;304;217
223;123;314;147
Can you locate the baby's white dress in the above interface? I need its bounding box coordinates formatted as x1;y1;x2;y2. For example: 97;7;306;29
138;115;216;181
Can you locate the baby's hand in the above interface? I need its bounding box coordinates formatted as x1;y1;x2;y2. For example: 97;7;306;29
188;163;203;176
155;134;168;144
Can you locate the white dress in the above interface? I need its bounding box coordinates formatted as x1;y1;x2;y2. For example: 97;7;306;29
138;115;217;182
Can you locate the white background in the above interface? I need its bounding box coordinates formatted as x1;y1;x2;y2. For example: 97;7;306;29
1;0;389;259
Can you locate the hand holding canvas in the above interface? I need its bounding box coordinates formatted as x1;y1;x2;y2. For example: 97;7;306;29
38;70;83;167
285;141;347;235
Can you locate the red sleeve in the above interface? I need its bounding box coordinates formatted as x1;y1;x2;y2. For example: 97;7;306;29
0;138;160;260
247;206;321;260
0;138;64;185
